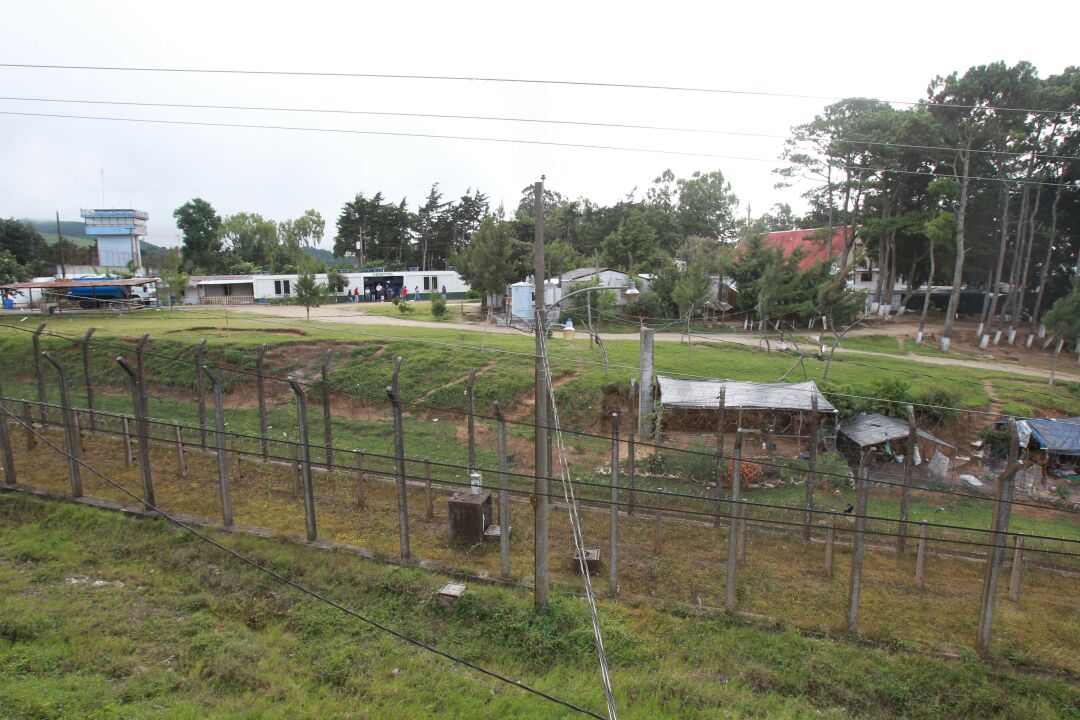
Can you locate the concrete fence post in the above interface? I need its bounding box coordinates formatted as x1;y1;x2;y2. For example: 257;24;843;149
715;385;726;528
610;410;620;596
638;328;654;437
0;375;16;486
916;521;928;588
195;338;208;447
33;323;47;423
41;352;81;498
804;393;818;541
847;466;870;633
738;500;747;563
174;424;186;477
291;441;302;496
628;379;637;516
203;366;233;528
494;401;510;579
424;459;434;519
356;452;366;510
467;368;477;470
256;344;269;459
121;417;133;466
321;349;334;469
1009;534;1024;601
825;520;835;577
727;428;756;612
287;377;317;542
82;327;96;431
976;418;1019;656
117;357;155;511
135;333;150;430
386;357;410;561
897;404;917;554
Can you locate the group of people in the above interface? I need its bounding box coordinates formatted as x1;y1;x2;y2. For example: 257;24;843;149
343;283;448;302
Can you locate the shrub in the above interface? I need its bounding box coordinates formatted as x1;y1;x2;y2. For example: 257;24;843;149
397;300;413;314
430;295;448;319
978;425;1011;460
916;388;960;425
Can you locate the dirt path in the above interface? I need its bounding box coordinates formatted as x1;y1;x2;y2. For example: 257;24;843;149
223;305;1079;384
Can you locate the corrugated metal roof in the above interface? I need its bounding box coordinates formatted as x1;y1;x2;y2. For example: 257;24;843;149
189;275;254;285
1;277;156;289
656;376;837;413
560;267;621;283
1020;417;1080;456
838;412;953;449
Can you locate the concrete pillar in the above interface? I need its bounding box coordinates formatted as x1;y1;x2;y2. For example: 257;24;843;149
638;328;654;437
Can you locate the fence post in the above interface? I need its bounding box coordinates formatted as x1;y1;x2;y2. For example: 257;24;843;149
467;368;477;470
494;401;510;579
0;375;16;486
82;327;96;431
1009;534;1024;601
846;466;870;633
322;349;334;469
727;428;755;612
424;459;434;519
121;417;134;466
715;385;726;528
195;338;208;447
33;323;47;423
21;401;35;450
654;486;663;553
291;441;302;496
916;521;928;588
804;393;818;541
738;500;747;563
203;366;232;528
825;520;835;577
386;357;410;561
287;377;317;542
174;424;186;477
976;418;1019;656
897;404;916;554
609;411;620;595
117;357;155;511
256;344;269;459
41;353;81;498
356;452;366;509
135;333;150;427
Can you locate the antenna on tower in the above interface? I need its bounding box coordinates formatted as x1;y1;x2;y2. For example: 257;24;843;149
100;168;105;206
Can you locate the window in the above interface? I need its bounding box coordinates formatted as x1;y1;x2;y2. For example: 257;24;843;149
860;272;872;282
274;280;291;295
283;280;291;295
423;277;430;290
430;276;438;291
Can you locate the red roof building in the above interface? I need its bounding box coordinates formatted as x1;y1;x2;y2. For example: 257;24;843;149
750;227;853;272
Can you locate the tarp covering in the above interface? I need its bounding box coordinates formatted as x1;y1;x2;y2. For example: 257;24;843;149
656;376;837;413
1;277;156;290
838;412;954;449
1017;417;1080;456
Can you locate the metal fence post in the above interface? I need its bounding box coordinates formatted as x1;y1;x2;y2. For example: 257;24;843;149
847;466;870;633
117;357;155;511
41;352;81;498
174;424;186;477
386;357;410;561
715;386;726;528
322;349;334;469
804;393;818;541
494;401;510;579
82;327;96;431
609;410;620;595
0;375;16;486
287;377;317;542
256;344;269;459
1009;534;1024;601
916;521;928;588
203;366;232;528
628;379;637;516
976;418;1019;656
195;337;208;447
33;323;47;423
897;404;916;553
467;368;476;470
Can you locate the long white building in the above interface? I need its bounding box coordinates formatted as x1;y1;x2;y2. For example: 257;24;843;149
179;270;469;305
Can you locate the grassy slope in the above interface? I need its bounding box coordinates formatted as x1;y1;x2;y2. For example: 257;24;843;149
1;493;1077;720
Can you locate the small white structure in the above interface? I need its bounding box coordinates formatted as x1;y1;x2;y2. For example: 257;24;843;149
509;281;534;321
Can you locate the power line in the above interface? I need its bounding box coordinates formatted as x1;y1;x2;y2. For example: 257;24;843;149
0;404;606;718
1;110;1075;189
0;62;1073;116
2;95;1076;161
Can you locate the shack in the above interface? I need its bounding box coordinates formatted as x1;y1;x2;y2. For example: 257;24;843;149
655;376;837;447
837;412;954;471
1018;417;1080;480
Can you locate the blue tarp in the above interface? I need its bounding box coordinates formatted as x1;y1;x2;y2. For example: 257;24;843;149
1019;417;1080;456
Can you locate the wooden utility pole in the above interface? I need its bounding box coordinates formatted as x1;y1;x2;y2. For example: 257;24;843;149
55;212;67;279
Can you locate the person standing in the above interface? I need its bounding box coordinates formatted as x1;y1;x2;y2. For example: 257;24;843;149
376;283;383;301
402;286;408;302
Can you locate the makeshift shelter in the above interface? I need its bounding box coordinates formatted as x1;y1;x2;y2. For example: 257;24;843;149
1017;417;1080;479
655;376;837;442
836;412;954;472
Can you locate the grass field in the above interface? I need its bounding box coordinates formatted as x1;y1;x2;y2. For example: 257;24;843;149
3;492;1078;720
348;299;472;322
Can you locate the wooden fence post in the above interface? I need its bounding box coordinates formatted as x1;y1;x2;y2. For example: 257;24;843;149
424;459;434;519
916;522;928;589
897;404;917;554
385;357;409;561
976;418;1019;656
824;520;835;577
846;467;869;633
356;452;366;510
174;424;186;477
1009;534;1024;601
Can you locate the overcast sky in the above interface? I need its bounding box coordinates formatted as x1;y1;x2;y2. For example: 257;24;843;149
1;0;1076;249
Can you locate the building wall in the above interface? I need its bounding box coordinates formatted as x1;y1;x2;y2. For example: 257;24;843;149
186;270;471;304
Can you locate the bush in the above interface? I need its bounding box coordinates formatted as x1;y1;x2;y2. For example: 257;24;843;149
397;300;413;314
978;425;1011;460
430;295;448;319
916;388;960;425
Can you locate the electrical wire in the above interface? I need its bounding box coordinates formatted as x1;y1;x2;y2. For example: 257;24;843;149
0;62;1073;116
0;403;606;719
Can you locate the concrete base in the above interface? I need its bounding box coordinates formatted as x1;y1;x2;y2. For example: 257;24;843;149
573;547;601;572
448;490;492;543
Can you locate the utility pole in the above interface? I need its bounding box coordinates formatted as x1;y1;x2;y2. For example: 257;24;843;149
533;176;550;608
55;212;66;279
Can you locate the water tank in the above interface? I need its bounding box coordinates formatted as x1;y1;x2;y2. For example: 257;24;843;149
510;282;534;320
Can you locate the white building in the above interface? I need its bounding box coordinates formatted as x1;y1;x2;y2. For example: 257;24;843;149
80;209;148;272
179;269;470;305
